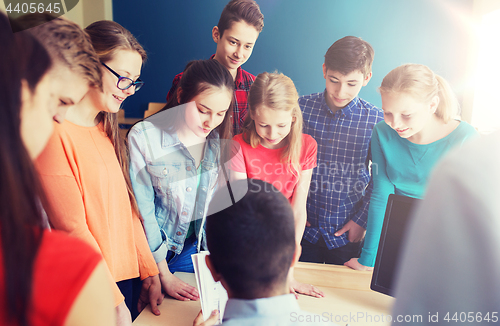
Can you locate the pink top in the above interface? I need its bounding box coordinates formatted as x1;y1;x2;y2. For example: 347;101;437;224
231;133;317;201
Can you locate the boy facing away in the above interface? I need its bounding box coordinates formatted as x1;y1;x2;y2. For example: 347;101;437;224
166;0;264;135
195;179;335;326
299;36;384;265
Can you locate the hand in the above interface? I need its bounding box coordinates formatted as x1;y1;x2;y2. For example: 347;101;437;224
160;271;200;301
344;258;373;271
193;309;219;326
334;220;366;243
115;301;132;326
138;274;164;315
288;275;324;298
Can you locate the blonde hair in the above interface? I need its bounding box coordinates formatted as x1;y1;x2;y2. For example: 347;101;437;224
379;63;458;122
242;72;303;175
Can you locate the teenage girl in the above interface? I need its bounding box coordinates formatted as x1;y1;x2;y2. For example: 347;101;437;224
229;71;323;298
35;21;161;324
345;63;478;271
128;60;233;301
0;12;114;326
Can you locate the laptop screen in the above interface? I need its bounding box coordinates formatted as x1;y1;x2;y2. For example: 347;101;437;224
370;194;420;297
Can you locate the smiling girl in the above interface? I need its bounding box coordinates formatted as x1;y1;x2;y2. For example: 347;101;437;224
345;63;478;271
128;60;233;302
230;72;323;298
35;21;161;324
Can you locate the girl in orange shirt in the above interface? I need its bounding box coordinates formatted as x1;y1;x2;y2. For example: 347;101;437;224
36;21;161;324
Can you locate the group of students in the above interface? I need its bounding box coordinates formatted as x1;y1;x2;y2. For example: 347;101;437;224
0;0;482;324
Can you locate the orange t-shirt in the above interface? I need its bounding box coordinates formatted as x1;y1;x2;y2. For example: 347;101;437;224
0;230;101;326
35;121;158;305
230;133;317;201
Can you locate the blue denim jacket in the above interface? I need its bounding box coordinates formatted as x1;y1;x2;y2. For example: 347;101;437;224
128;113;220;262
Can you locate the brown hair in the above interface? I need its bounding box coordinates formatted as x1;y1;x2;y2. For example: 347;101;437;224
16;13;102;89
217;0;264;37
379;63;459;122
1;12;52;326
84;20;147;216
243;72;303;175
324;36;374;77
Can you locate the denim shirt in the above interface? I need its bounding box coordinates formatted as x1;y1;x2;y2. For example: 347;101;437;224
128;115;220;262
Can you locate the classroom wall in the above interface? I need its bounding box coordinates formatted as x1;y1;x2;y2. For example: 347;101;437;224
113;0;474;119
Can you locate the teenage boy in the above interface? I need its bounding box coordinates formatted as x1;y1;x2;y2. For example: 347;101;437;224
195;179;335;325
166;0;264;135
299;36;384;265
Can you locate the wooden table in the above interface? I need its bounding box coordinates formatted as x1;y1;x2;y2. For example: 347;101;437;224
133;262;395;326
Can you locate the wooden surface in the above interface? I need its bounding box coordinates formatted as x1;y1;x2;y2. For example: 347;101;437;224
133;262;394;326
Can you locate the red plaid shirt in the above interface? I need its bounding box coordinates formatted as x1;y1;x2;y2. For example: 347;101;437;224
166;55;255;135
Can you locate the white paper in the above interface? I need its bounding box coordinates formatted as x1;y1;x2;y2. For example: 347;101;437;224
191;251;228;325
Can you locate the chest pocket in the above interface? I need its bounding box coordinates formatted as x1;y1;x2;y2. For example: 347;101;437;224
147;163;187;203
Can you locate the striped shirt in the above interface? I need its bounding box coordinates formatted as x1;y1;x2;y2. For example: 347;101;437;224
299;91;383;249
166;55;255;135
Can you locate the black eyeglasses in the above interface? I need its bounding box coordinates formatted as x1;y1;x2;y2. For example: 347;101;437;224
101;62;144;92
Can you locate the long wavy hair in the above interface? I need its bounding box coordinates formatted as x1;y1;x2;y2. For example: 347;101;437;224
84;20;146;216
0;13;52;326
242;71;303;175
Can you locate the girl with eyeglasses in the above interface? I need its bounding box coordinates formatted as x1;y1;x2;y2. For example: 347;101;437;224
36;21;161;325
0;12;115;326
128;59;233;302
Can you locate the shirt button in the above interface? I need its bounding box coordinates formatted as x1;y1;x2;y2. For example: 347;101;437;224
186;187;192;192
162;168;168;175
171;246;177;250
181;211;188;216
176;231;182;235
186;166;192;171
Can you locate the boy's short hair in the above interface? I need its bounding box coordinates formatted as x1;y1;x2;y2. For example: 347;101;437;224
206;179;295;299
217;0;264;37
324;36;374;77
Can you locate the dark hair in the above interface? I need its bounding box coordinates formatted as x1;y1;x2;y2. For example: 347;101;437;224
163;59;234;142
206;179;296;298
217;0;264;37
16;13;102;89
324;36;374;77
0;12;52;326
84;20;146;217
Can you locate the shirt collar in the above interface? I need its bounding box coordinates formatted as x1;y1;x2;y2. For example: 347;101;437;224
210;54;244;89
223;294;300;322
321;90;359;119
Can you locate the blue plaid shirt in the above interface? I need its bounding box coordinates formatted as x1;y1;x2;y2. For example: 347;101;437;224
299;92;383;249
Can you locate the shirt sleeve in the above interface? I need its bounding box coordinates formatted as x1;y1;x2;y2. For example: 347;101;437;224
301;135;317;171
128;126;168;264
132;210;160;279
35;128;125;306
358;127;396;267
34;231;103;326
229;136;246;173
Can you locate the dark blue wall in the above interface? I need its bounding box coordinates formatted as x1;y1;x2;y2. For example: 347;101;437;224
113;0;473;118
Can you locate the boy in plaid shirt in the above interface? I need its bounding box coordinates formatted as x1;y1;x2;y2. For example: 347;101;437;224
166;0;263;136
299;36;383;265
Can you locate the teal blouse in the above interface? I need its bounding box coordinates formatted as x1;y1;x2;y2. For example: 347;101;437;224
358;121;478;267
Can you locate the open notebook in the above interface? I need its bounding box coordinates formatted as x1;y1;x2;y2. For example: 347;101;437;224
191;251;228;324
